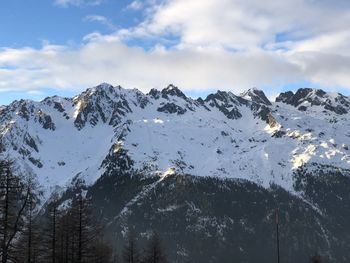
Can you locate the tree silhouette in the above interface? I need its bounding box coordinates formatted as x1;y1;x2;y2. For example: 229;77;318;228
123;230;139;263
142;231;168;263
0;159;39;263
39;191;112;262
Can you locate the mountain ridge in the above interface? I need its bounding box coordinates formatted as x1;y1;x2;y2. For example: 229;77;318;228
2;83;350;262
1;83;350;197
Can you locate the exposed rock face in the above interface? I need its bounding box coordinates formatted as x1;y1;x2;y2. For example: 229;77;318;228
276;88;350;114
157;103;187;115
1;83;350;262
38;112;56;130
72;83;143;129
241;88;272;105
205;91;245;119
148;88;161;99
161;84;188;100
53;101;65;112
276;91;294;104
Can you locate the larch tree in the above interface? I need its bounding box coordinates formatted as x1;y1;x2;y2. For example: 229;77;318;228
123;230;139;263
0;159;38;263
142;231;168;263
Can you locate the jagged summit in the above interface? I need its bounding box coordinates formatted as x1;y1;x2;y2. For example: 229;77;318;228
2;83;350;262
276;88;324;105
75;83;122;100
205;90;246;104
1;82;350;198
84;82;115;93
276;87;350;114
148;88;161;99
240;87;272;106
161;84;187;100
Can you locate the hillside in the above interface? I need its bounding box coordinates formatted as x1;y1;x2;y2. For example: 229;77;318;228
1;84;350;262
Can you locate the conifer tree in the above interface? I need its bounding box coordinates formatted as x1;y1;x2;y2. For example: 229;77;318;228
0;159;37;263
123;230;139;263
14;209;44;262
41;191;112;263
142;232;167;263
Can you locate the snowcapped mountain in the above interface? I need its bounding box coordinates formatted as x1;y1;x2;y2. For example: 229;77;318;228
1;83;350;262
1;83;349;195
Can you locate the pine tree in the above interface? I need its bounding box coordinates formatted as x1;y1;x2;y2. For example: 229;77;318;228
73;192;100;262
123;230;139;263
90;240;113;263
43;191;112;263
112;248;121;263
310;254;327;263
142;232;167;263
40;196;61;263
0;160;37;263
14;208;44;263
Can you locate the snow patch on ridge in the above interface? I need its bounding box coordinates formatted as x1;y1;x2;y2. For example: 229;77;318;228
1;84;350;199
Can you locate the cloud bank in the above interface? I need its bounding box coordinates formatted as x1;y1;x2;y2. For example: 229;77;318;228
54;0;103;8
1;0;350;95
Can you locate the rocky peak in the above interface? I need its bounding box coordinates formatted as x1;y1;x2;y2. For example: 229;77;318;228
275;91;294;104
204;91;245;120
0;106;5;117
240;88;272;106
276;88;350;114
148;88;161;99
205;90;246;106
77;83;119;101
161;84;187;100
94;82;115;92
276;88;322;106
73;84;133;129
9;99;36;121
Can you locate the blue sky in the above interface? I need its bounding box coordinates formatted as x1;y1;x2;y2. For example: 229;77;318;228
0;0;136;48
1;0;350;105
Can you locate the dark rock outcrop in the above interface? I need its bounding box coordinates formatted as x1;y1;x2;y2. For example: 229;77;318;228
157;103;187;115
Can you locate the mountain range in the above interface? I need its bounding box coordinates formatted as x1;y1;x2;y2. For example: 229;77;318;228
1;83;350;262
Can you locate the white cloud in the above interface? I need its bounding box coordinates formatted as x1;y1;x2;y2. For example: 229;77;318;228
126;0;144;11
27;90;45;96
136;0;350;51
291;30;350;55
54;0;103;8
84;15;116;30
1;0;350;96
1;36;349;95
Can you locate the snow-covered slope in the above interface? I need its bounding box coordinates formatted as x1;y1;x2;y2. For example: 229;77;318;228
1;83;350;197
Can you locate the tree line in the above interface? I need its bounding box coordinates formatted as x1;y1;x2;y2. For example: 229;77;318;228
1;154;327;263
0;158;168;263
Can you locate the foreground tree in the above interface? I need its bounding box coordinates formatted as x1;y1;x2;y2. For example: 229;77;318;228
112;248;121;263
142;232;167;263
40;191;112;263
123;230;140;263
0;159;39;263
73;192;111;262
42;197;60;263
14;200;44;263
310;254;328;263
